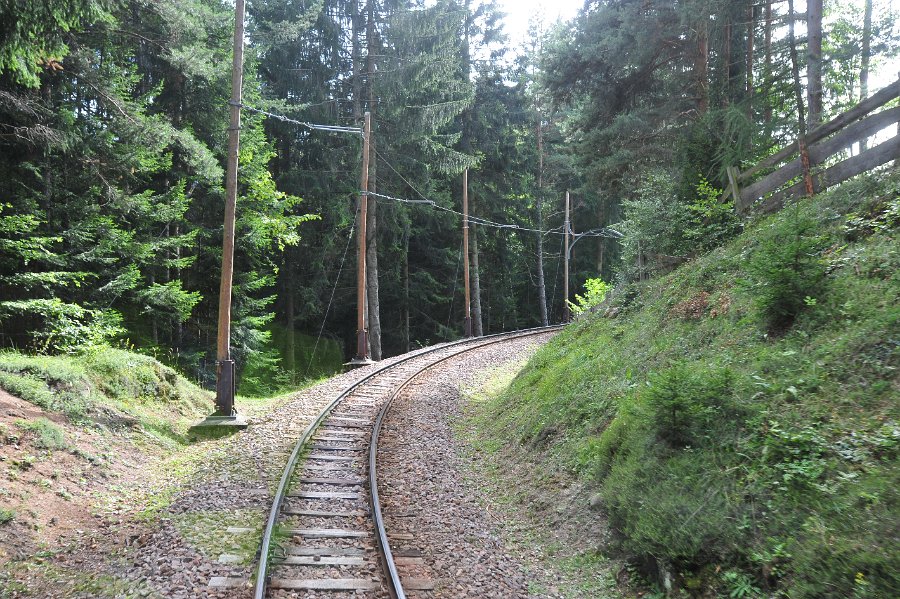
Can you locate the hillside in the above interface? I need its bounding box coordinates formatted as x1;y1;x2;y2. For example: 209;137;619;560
0;348;213;566
466;171;899;597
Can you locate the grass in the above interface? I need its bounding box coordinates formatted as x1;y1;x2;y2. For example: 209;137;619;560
0;509;13;525
238;324;344;397
171;508;264;562
0;560;157;598
459;363;622;599
15;418;67;450
470;171;900;597
0;346;213;441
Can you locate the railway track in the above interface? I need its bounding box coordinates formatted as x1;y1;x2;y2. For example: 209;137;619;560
253;326;561;598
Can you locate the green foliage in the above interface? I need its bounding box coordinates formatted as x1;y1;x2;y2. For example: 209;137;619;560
15;418;67;450
569;278;611;315
618;173;742;282
594;364;747;563
0;0;319;389
822;1;900;114
468;172;900;596
0;508;13;525
0;347;212;438
266;323;344;383
0;0;110;87
744;211;829;332
237;346;290;398
722;570;762;598
685;176;741;251
0;300;124;353
617;170;692;278
136;282;201;324
641;364;738;448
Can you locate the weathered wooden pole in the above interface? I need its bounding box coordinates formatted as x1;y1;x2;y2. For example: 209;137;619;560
462;169;472;337
563;191;570;322
354;112;373;363
213;0;246;419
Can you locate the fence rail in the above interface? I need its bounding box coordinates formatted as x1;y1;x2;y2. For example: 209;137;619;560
724;78;900;214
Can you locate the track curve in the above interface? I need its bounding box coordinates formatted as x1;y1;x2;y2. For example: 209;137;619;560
254;326;561;598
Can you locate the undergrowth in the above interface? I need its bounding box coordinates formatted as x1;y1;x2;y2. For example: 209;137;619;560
472;171;900;597
15;418;67;450
0;346;212;441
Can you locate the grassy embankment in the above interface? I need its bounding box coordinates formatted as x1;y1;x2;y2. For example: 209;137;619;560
468;172;899;597
0;347;212;442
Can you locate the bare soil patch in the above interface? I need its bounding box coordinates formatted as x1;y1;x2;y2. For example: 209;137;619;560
0;389;161;566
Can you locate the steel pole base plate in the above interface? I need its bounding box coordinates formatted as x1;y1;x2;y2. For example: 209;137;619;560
344;357;376;370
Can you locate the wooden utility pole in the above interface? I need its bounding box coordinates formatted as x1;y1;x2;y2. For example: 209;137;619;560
354;112;373;363
563;191;570;322
463;169;472;337
213;0;246;419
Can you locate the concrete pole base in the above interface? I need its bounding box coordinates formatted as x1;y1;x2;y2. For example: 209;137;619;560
189;414;249;439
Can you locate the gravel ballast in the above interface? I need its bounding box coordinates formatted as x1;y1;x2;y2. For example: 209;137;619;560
7;333;593;598
376;333;566;598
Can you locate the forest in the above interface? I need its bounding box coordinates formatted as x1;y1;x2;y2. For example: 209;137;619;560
0;0;897;393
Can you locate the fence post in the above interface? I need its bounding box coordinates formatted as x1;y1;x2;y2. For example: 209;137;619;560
726;166;742;210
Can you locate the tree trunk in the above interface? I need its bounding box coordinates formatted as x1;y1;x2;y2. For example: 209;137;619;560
500;233;508;331
860;0;873;150
596;203;605;280
723;19;732;106
787;0;808;136
286;268;296;371
807;0;824;127
402;222;410;353
365;0;382;360
175;223;183;350
763;0;773;127
471;222;483;336
150;272;158;345
746;3;755;124
696;15;709;114
535;111;548;326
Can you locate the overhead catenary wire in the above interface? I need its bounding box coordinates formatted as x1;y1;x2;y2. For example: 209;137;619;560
239;101;624;239
363;189;623;239
230;101;363;136
370;147;623;239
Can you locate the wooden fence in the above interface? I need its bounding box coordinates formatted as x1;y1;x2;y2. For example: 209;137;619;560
723;78;900;214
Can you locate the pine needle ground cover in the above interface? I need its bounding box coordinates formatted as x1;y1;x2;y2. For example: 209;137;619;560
471;171;899;597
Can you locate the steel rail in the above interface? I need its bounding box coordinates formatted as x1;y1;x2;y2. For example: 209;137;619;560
369;326;562;599
253;325;562;598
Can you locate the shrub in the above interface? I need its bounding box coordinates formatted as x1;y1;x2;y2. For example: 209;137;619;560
642;363;736;448
744;212;828;332
569;278;612;315
616;170;693;280
596;364;749;563
16;418;67;450
685;176;741;251
0;299;125;353
238;347;290;397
